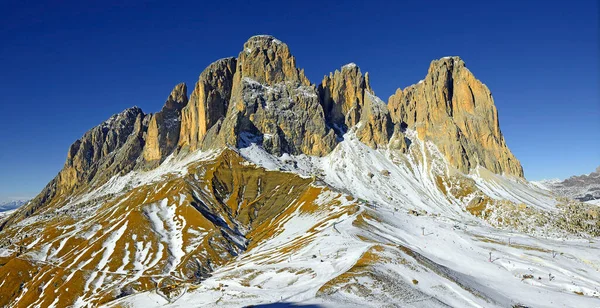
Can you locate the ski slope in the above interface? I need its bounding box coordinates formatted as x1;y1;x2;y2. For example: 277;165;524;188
107;132;600;307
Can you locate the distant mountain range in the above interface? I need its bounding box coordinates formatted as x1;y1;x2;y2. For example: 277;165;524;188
0;199;28;212
536;166;600;203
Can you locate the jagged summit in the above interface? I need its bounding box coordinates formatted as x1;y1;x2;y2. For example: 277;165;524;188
178;57;237;151
246;34;283;44
4;35;524;230
428;55;467;75
164;82;188;110
320;62;373;130
341;62;358;69
388;55;523;177
143;83;189;165
133;39;518;180
1;35;599;308
240;34;309;86
318;62;396;149
100;106;144;127
437;55;462;61
4;36;525;230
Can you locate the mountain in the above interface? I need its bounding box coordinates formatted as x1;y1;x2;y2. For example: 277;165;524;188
0;35;598;308
0;200;27;229
0;199;28;213
388;57;523;177
536;166;600;204
0;199;28;222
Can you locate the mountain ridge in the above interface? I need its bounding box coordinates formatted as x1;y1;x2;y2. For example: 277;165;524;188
1;35;596;308
535;166;600;203
0;199;28;213
2;35;523;231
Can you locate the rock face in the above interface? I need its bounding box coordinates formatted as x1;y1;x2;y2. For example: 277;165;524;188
388;57;523;177
201;35;337;156
143;83;188;165
179;58;236;151
355;91;396;149
4;37;526;230
238;35;310;86
319;63;370;131
319;63;398;150
230;35;336;156
0;107;149;229
60;107;147;192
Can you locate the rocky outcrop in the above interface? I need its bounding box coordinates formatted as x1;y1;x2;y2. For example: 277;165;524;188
206;35;337;156
3;37;526;231
238;35;310;86
143;83;188;165
179;58;236;151
319;63;397;149
0;107;149;229
356;91;395;149
319;63;370;131
388;57;523;177
59;107;147;192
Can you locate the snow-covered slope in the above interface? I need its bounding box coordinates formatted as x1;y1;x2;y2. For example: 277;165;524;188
0;126;597;308
1;128;598;307
112;199;600;307
0;209;17;220
587;199;600;206
2;34;597;307
103;131;600;308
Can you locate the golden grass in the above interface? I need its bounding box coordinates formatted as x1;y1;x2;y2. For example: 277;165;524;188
473;235;551;253
0;149;367;307
317;245;387;294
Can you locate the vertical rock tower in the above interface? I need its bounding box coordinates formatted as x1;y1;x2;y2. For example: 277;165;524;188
388;57;523;177
3;37;525;233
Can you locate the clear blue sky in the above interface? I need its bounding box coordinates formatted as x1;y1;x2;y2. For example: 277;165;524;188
0;0;598;200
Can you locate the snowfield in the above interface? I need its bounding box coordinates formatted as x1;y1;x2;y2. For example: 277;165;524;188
104;131;600;308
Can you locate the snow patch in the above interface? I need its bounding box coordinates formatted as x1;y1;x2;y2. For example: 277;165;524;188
144;198;186;274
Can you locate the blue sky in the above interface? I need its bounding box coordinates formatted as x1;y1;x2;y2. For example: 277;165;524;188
0;0;598;200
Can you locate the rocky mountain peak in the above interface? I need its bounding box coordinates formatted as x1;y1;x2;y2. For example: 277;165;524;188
178;57;237;151
179;39;397;157
319;63;372;132
7;37;527;231
427;56;465;74
238;35;309;86
67;106;145;164
98;106;144;129
245;34;282;45
388;56;523;177
164;82;188;110
143;83;190;165
57;105;147;198
181;36;336;157
318;63;397;149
